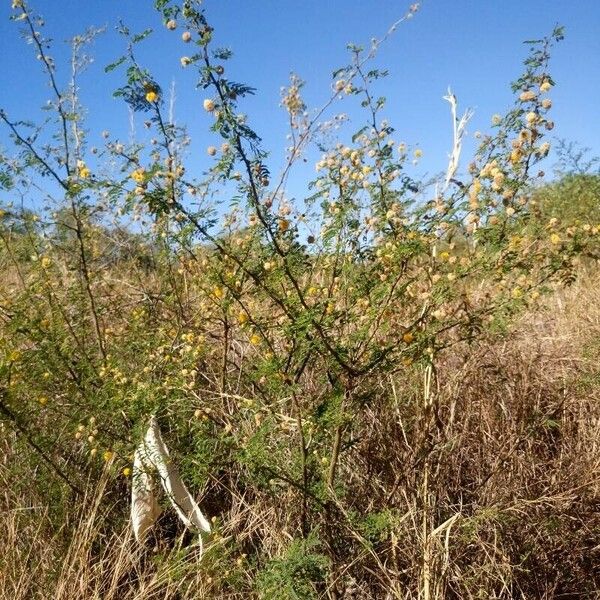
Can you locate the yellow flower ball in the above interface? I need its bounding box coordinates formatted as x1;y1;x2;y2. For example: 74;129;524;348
249;334;261;346
538;142;551;156
130;168;145;183
145;91;158;103
212;285;225;299
519;90;536;102
103;450;114;462
525;111;537;124
402;332;415;344
122;467;131;477
550;233;561;245
540;80;552;93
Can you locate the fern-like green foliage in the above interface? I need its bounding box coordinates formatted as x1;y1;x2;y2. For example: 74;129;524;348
256;534;329;600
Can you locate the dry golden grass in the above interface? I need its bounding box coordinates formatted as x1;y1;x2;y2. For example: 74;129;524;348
1;268;598;599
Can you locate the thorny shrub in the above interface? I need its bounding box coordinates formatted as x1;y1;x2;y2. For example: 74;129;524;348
0;1;599;598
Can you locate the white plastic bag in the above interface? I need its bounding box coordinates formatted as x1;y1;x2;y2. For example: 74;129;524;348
131;417;211;544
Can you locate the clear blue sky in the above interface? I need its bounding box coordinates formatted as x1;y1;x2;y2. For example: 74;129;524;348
1;0;599;202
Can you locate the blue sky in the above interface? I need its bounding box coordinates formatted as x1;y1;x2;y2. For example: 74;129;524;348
1;0;599;204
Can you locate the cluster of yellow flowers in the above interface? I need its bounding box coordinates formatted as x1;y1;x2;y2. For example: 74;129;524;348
480;159;507;192
130;167;146;184
77;160;91;179
99;364;128;386
316;145;371;190
281;76;306;117
72;418;116;463
334;78;353;95
313;123;409;205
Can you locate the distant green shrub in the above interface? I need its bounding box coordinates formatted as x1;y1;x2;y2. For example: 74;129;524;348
535;173;600;224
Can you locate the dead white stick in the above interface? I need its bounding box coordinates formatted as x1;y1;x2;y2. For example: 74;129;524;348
443;88;473;193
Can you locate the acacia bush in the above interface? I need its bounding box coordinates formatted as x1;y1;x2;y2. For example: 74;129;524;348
1;1;599;598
